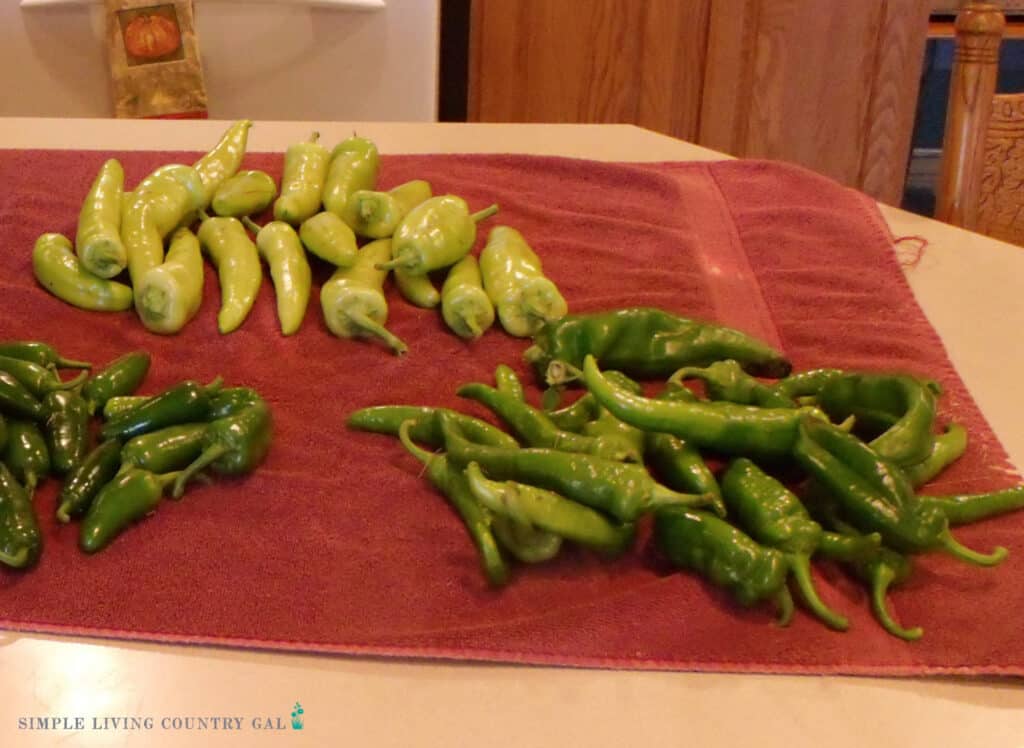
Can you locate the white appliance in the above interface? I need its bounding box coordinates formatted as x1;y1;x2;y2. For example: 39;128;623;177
3;0;440;121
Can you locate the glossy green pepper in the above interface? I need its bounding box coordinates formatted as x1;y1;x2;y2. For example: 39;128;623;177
347;404;518;450
653;506;794;625
274;131;330;226
136;227;205;335
79;468;179;553
83;351;151;416
211;170;277;217
243;217;312;336
298;211;358;267
75;158;127;278
171;399;273;498
342;179;432;238
0;462;41;568
396;421;508;586
902;423;968;488
919;485;1024;526
43;389;90;474
493;364;525;401
55;439;122;524
490;512;563;564
32;233;133;312
478;226;568;338
0;355;87;399
320;239;407;355
322;135;381;219
671;359;796;408
193;119;253;208
0;371;46;422
102;395;149;421
197;211;263;334
207;387;264;419
100;378;223;442
526;307;792;386
441;254;495;340
3;419;50;494
0;413;6;454
0;341;90;370
119;423;208;475
376;195;498;275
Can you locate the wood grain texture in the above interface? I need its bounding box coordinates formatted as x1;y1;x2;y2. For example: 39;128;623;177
467;0;710;141
979;94;1024;244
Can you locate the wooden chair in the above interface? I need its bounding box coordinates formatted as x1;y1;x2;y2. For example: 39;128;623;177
935;2;1024;246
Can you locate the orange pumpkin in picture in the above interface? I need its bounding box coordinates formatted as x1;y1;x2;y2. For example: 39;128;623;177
123;13;181;60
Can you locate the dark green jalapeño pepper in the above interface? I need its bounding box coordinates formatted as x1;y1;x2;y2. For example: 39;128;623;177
79;468;180;553
3;419;50;494
0;355;87;399
119;423;208;475
0;462;41;568
0;370;46;422
43;389;90;473
84;351;152;415
170;400;273;498
56;439;123;524
100;378;223;441
0;341;90;370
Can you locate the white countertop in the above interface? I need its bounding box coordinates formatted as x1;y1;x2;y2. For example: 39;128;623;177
1;119;1022;748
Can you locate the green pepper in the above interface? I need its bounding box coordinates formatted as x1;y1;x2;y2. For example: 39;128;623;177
441;254;496;340
671;359;796;408
3;419;50;494
211;170;277;217
321;135;381;219
490;513;564;564
43;389;90;474
493;364;525;402
207;387;264;419
79;468;180;553
653;506;794;625
771;368;845;401
100;378;223;442
243;217;312;336
320;238;408;355
193;119;253;208
902;423;968;488
456;381;637;462
82;351;151;416
298;211;358;267
102;396;149;421
464;461;634;557
347;404;518;449
397;421;508;586
170;400;273;498
525;307;792;386
0;462;41;568
75;158;127;278
919;485;1024;526
136;227;205;335
0;413;6;453
440;413;718;523
376;195;498;275
0;341;90;370
342;179;432;239
55;439;122;524
394;268;441;309
792;417;1007;566
119;423;208;475
581;354;813;461
0;355;87;399
720;458;852;630
0;371;46;422
274;131;330;226
197;211;263;334
32;233;134;312
478;226;568;338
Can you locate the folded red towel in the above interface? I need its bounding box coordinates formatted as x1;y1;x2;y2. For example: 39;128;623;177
0;149;1019;676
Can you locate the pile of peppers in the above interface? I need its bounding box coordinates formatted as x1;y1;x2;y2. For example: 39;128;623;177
350;306;1024;641
0;340;273;566
33;122;569;352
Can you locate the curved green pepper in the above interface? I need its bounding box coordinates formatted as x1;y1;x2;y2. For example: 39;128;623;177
919;485;1024;526
0;355;87;399
102;395;149;421
0;462;41;568
0;341;90;370
119;423;208;475
274;131;330;226
211;170;277;217
377;195;498;275
493;364;525;402
32;233;133;312
243;217;312;336
320;239;407;355
479;226;568;338
322;135;380;219
75;158;127;278
441;254;495;340
197;211;263;334
489;513;563;564
56;439;122;524
297;211;356;267
100;378;223;442
671;359;796;408
3;419;50;494
79;468;179;553
43;389;90;474
902;423;968;488
207;387;264;419
193;119;253;208
342;179;431;239
347;404;518;449
0;371;46;422
83;351;151;416
136;227;205;335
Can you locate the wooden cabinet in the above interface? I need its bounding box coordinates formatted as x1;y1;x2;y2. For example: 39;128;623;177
467;0;932;205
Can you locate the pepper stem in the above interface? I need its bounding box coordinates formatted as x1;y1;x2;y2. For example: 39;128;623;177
397;419;435;467
937;528;1008;567
0;547;29;568
198;208;212;222
53;369;89;392
346;310;408;355
55;501;73;524
648;484;724;517
204;376;225;395
171;444;229;500
869;564;923;641
374;252;416;272
241;216;262;235
470;204;499;223
787;553;849;630
55;356;92;370
309;131;321;144
544;360;583;387
774;586;795;627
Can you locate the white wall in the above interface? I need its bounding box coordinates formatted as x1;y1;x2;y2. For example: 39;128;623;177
0;0;439;121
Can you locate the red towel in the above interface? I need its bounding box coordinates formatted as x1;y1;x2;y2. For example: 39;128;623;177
0;149;1020;676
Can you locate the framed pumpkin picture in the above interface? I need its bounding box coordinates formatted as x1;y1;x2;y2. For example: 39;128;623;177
117;4;185;67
